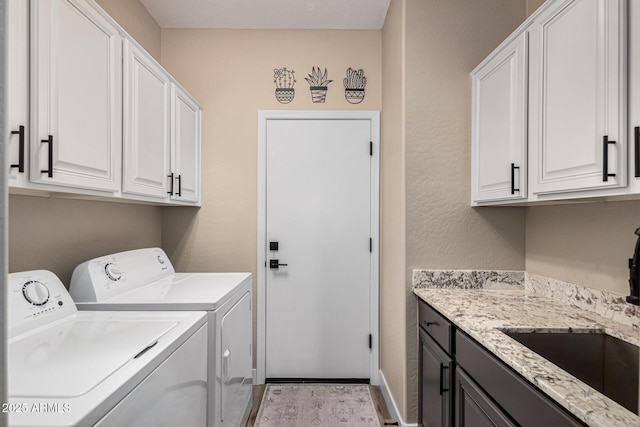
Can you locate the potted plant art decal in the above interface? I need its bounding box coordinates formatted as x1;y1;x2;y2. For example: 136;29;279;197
343;68;367;104
305;67;333;103
274;67;296;104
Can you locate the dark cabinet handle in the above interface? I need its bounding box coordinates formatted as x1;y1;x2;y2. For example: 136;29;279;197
439;364;449;395
10;125;25;173
634;126;639;178
41;135;53;178
421;320;437;328
603;135;616;181
167;172;174;195
176;174;182;197
510;163;520;194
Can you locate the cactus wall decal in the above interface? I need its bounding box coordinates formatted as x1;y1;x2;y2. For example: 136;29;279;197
274;67;296;104
343;68;367;104
304;67;333;103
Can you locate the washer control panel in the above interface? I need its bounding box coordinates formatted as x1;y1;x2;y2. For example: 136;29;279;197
8;270;77;338
69;247;175;302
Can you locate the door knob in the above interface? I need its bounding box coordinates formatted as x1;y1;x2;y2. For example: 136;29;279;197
270;259;288;269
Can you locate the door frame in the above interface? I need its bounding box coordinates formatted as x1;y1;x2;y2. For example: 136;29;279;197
256;110;380;385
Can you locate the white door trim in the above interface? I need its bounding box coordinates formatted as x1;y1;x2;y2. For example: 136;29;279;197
257;110;380;385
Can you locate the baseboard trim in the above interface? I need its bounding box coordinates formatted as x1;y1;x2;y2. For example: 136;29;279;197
378;370;419;427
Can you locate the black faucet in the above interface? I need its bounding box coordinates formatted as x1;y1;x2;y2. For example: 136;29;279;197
627;226;640;305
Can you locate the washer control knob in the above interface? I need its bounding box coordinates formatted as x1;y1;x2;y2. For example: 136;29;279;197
157;255;165;265
104;263;122;281
22;280;50;306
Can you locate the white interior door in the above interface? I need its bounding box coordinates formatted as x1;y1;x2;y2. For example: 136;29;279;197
264;117;373;380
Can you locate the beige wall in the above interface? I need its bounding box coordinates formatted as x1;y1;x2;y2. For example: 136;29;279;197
96;0;162;61
380;0;407;419
526;0;547;17
9;196;162;285
9;0;164;285
526;201;640;296
404;0;526;422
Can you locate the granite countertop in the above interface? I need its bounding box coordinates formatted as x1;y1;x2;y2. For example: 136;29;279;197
413;271;640;427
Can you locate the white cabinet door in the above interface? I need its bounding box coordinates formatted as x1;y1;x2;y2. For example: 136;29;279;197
30;0;122;192
630;0;640;193
7;0;29;188
471;32;528;204
529;0;626;196
122;39;171;200
170;85;201;204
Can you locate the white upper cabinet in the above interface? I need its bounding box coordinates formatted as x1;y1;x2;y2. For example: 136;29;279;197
7;0;30;188
471;32;528;204
630;0;640;193
30;0;122;192
122;39;171;200
528;0;627;197
170;85;201;204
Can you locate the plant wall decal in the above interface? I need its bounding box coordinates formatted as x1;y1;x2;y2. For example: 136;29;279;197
305;67;333;103
274;67;296;104
343;68;367;104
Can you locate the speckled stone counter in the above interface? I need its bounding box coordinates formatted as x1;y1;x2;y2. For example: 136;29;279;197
412;270;640;427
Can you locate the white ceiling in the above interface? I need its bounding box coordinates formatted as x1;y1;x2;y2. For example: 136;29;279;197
139;0;391;30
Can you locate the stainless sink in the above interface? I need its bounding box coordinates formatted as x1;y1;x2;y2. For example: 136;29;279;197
503;329;639;415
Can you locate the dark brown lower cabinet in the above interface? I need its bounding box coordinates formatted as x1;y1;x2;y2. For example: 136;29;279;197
417;299;586;427
455;368;515;427
456;332;585;427
419;327;453;427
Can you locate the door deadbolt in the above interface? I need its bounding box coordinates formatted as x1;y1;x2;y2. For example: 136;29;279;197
270;259;288;269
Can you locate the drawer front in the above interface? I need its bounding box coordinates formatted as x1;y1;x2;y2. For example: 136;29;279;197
456;332;585;427
418;299;453;354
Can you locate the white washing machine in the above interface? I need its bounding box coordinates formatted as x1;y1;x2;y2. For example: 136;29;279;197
69;248;253;427
7;270;208;427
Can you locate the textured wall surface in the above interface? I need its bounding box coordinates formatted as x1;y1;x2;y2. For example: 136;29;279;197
404;0;526;422
96;0;162;61
526;201;640;296
9;0;164;286
9;196;162;285
380;0;407;420
526;0;547;17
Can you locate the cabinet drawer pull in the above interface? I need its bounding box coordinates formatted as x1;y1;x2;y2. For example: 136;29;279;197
10;125;25;173
510;163;520;194
41;135;53;178
167;172;174;195
439;364;449;395
634;127;639;178
602;135;616;181
422;320;437;328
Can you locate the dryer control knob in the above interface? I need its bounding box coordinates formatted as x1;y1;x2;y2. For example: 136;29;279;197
22;280;50;306
104;263;122;281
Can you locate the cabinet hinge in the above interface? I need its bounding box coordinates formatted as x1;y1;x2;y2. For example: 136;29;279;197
369;238;372;252
370;141;373;156
369;334;372;349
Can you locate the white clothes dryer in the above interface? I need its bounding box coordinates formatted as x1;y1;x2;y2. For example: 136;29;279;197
69;248;253;427
7;270;208;427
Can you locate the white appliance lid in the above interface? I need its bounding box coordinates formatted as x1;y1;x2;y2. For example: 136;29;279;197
9;317;177;397
86;273;250;310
